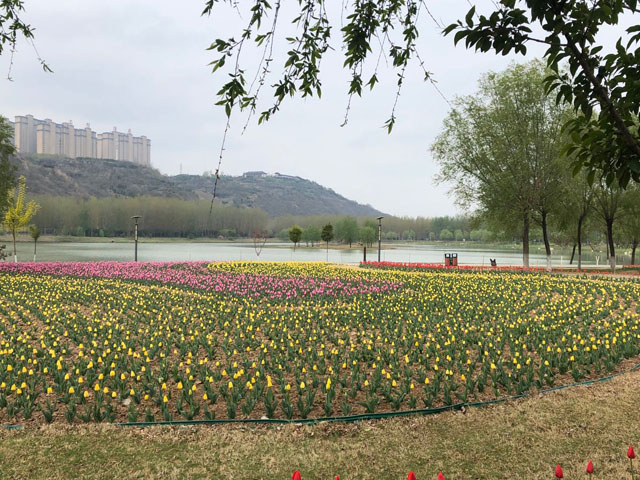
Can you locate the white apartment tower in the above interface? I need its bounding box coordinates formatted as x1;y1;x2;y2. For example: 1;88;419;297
10;115;150;166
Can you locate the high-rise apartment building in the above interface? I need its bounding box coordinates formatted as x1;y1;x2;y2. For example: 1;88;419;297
9;115;150;166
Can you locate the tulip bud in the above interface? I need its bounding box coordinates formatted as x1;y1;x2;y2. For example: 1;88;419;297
554;464;563;478
437;473;445;480
408;472;416;480
292;470;301;480
629;446;636;459
586;461;594;474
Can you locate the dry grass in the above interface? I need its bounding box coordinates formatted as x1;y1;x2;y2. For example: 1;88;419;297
0;369;639;479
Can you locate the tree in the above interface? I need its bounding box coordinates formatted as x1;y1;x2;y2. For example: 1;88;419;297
3;176;40;262
336;217;358;248
621;184;640;265
446;1;640;186
301;225;321;247
0;116;17;259
359;226;376;247
29;224;40;262
432;61;569;268
439;229;454;241
557;169;594;270
321;223;333;261
0;116;17;216
593;183;623;269
402;230;415;241
252;228;268;257
288;225;302;251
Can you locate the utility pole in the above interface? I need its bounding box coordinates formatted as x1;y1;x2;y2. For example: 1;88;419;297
131;215;141;261
377;216;384;262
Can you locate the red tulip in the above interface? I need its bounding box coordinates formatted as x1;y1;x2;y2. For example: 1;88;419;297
586;461;594;474
555;464;563;478
408;472;416;480
630;446;636;459
437;473;445;480
335;477;340;480
292;471;301;480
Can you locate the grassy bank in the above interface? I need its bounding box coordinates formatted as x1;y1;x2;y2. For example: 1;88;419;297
0;364;639;479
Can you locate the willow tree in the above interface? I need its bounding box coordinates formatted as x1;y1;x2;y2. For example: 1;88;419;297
431;61;569;268
3;176;40;262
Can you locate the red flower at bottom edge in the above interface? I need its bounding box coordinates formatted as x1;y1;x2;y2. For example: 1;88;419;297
437;473;445;480
292;471;301;480
554;464;563;478
408;472;416;480
586;461;594;474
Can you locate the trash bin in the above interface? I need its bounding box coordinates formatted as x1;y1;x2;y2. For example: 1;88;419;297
444;253;458;267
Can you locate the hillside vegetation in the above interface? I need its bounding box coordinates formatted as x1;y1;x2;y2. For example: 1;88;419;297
13;155;383;218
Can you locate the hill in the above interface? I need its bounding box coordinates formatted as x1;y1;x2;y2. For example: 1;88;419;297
13;155;384;218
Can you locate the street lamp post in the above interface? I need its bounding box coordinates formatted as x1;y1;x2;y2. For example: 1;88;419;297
377;216;384;263
131;215;141;262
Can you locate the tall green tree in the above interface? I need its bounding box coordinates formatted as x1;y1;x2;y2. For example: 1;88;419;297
288;225;302;251
358;226;376;247
321;223;333;261
336;216;358;248
432;61;569;268
301;225;321;247
29;224;40;262
3;176;40;262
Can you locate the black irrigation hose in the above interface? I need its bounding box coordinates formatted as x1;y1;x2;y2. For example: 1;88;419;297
4;361;639;430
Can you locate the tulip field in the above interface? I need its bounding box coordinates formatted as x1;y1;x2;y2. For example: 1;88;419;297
0;261;639;425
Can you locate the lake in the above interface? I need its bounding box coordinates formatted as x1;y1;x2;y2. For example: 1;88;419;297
3;240;630;266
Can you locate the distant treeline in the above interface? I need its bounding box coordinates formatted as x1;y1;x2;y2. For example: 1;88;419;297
270;214;487;242
29;196;268;238
20;195;491;241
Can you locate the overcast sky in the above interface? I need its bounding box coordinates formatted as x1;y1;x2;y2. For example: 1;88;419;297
0;1;629;217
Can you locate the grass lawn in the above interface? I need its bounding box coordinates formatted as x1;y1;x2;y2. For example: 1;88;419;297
0;368;638;479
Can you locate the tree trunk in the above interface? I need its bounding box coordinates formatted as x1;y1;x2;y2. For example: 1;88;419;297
541;211;552;271
577;216;584;271
606;219;616;269
569;243;576;265
578;216;584;271
522;210;530;269
33;240;37;263
632;238;638;266
12;229;17;263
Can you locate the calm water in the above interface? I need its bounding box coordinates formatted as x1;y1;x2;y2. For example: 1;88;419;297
4;241;630;266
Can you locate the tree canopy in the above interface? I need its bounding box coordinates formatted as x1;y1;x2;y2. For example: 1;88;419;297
201;0;639;185
432;61;570;267
5;1;638;184
0;116;17;215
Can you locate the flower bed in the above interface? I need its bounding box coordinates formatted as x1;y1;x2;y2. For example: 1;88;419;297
0;262;638;424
